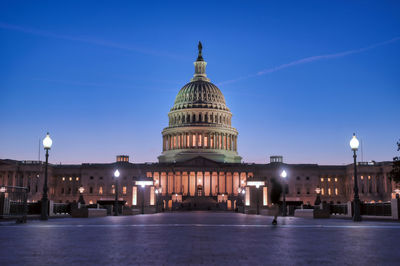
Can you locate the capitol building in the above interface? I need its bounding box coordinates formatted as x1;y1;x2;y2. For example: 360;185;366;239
0;43;396;212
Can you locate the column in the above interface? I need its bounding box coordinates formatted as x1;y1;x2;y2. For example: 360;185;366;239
163;136;165;151
231;172;234;195
217;172;220;194
202;171;205;196
195;172;198;196
188;172;191;196
210;171;213;196
225;172;227;193
173;173;175;193
166;173;169;195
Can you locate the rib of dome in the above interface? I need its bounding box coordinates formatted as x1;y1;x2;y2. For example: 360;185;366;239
171;80;229;111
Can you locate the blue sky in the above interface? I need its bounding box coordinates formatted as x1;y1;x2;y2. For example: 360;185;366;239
0;1;399;165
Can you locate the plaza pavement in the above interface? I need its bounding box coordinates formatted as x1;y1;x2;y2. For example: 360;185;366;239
0;212;400;265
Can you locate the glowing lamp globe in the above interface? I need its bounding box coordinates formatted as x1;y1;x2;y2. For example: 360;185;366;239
114;169;120;178
281;170;287;178
315;187;321;194
350;133;359;151
43;133;53;150
78;186;85;194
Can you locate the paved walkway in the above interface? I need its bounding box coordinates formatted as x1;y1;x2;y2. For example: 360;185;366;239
1;212;399;265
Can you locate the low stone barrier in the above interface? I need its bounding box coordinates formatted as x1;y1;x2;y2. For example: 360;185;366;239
294;209;314;218
71;208;107;218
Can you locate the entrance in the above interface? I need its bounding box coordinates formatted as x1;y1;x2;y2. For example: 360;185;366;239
197;185;203;196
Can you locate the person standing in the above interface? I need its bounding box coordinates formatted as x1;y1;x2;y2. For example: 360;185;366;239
270;177;282;225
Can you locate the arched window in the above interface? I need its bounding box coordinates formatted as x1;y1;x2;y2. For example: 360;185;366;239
89;187;93;194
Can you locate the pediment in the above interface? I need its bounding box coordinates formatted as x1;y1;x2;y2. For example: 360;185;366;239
177;156;222;167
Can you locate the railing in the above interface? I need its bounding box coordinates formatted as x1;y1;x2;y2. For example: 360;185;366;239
330;204;348;215
0;186;28;222
360;202;391;216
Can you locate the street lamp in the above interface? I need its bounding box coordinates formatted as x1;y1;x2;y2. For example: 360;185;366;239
41;133;52;220
280;170;287;217
350;133;361;222
114;169;120;216
78;186;85;205
314;187;321;206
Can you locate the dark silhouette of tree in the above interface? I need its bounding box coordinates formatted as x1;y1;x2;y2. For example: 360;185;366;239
389;140;400;183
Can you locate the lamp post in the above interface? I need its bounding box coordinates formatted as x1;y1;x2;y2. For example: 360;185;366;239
350;133;362;222
40;133;52;220
141;183;145;214
314;187;321;206
78;186;85;205
78;186;85;204
255;184;260;215
113;169;120;216
280;170;287;217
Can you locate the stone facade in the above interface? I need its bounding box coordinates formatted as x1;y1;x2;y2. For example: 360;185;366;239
0;158;395;208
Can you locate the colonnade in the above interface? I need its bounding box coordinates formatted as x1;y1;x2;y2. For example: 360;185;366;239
163;132;237;151
169;111;231;127
148;171;252;197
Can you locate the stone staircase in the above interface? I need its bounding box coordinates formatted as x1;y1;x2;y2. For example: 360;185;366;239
179;196;226;211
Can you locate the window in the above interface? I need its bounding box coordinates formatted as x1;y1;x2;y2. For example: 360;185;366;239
61;188;65;194
328;188;331;195
320;178;324;182
334;178;338;182
321;188;325;195
99;176;103;180
296;176;300;181
361;176;364;180
76;177;79;181
123;186;127;195
306;176;310;180
62;177;65;181
368;176;371;180
297;189;300;195
90;176;94;180
69;177;72;181
112;185;115;194
335;188;338;195
99;186;103;195
89;187;93;194
68;188;71;194
328;178;331;182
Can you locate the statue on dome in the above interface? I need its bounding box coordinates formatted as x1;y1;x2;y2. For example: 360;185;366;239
197;41;203;61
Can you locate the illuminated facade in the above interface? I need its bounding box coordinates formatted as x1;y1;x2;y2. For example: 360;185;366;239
0;44;396;211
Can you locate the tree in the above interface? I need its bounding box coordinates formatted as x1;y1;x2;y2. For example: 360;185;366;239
389;140;400;184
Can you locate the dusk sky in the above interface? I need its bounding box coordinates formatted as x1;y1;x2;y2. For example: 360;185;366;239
0;1;399;165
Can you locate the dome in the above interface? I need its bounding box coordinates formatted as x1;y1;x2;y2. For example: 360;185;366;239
171;80;229;111
158;42;241;164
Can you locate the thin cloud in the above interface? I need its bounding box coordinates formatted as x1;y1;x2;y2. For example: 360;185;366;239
218;37;400;85
0;22;184;60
